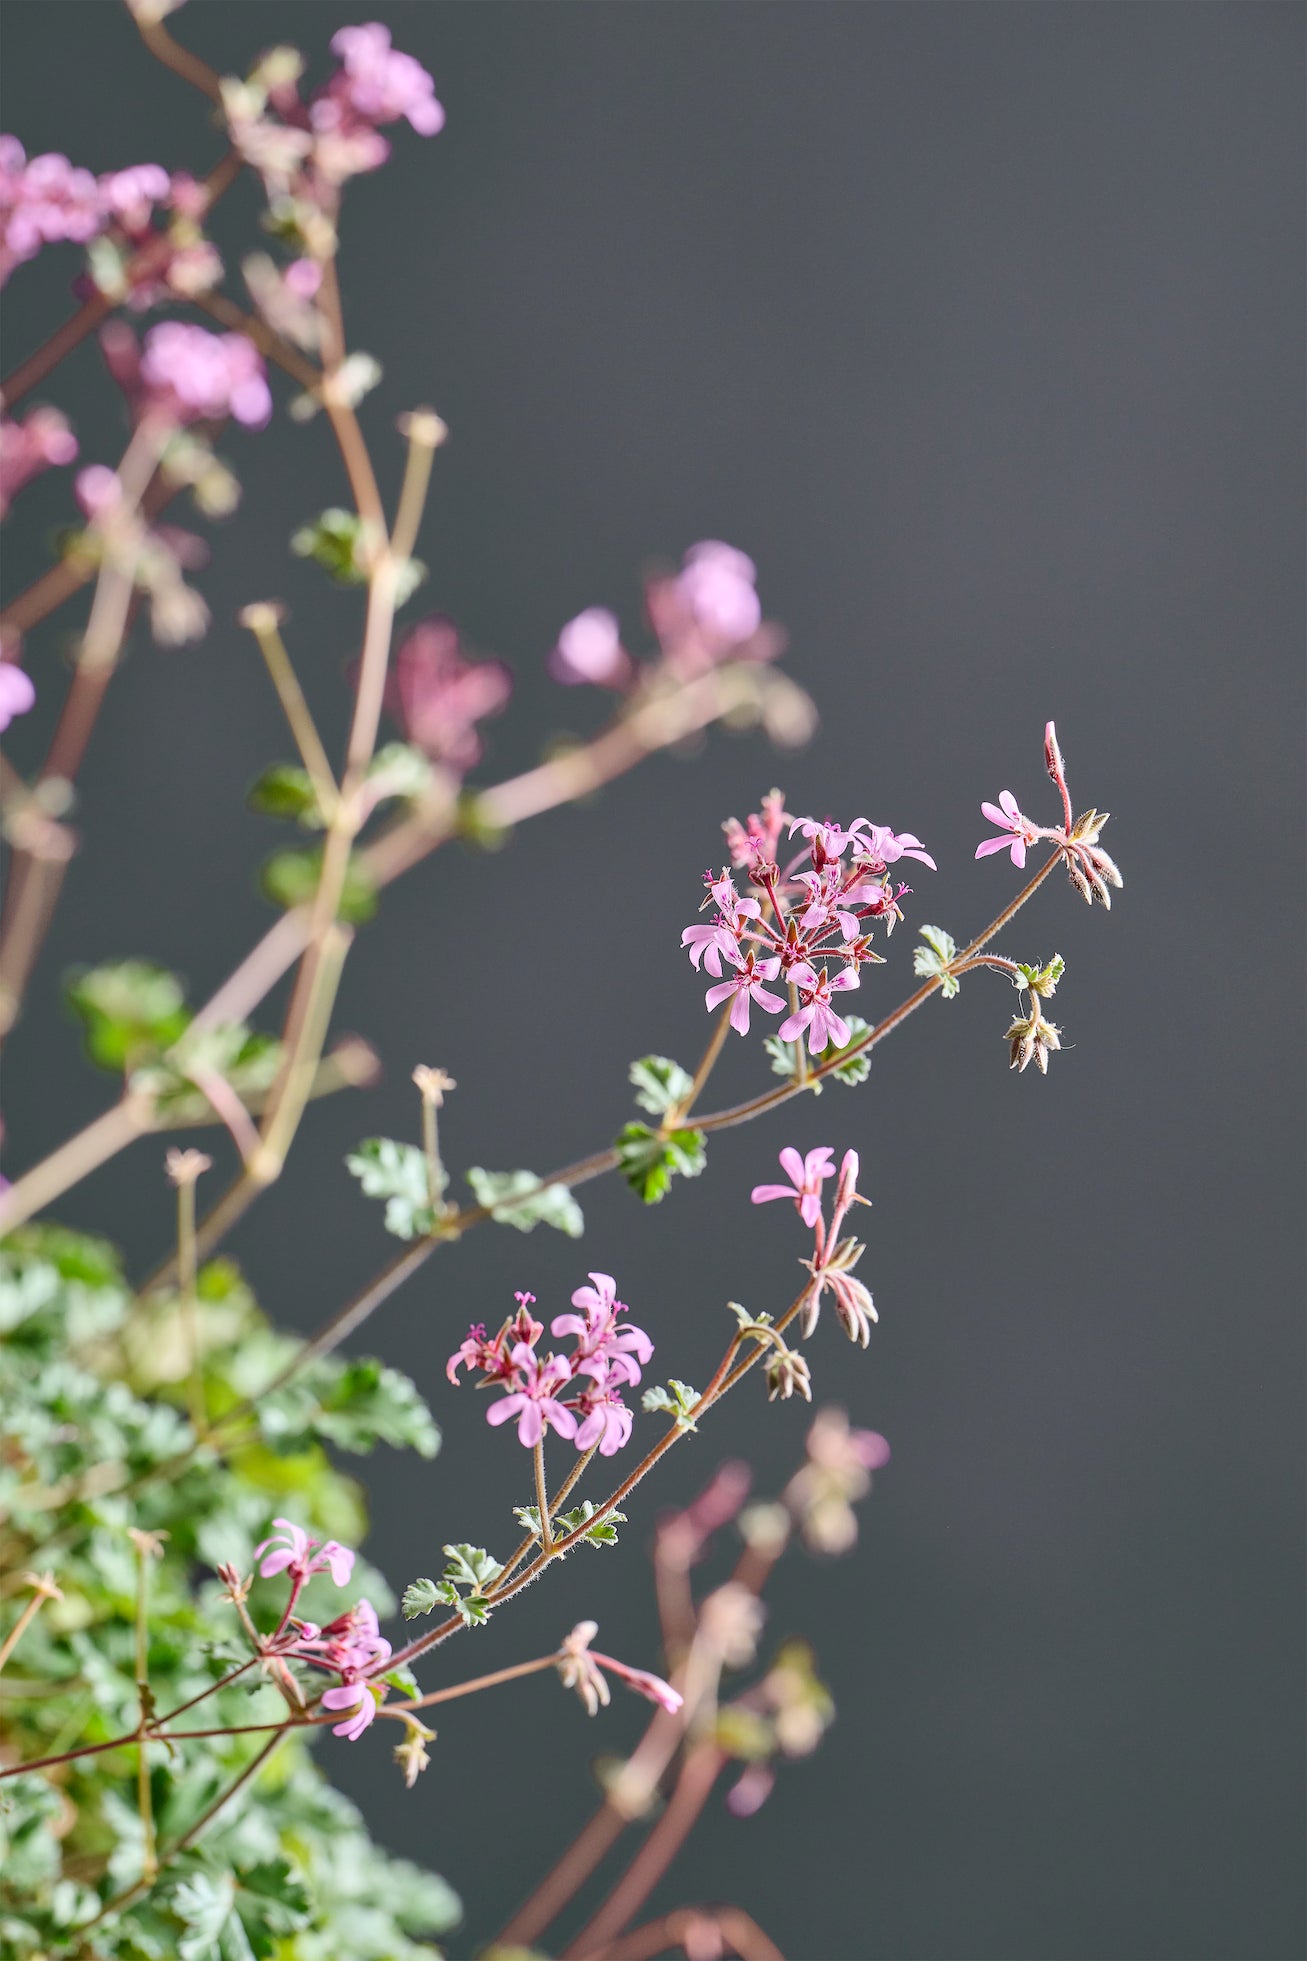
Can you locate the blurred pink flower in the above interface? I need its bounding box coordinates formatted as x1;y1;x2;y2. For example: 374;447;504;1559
0;663;35;731
328;23;445;135
549;606;631;687
677;539;761;645
0;408;77;516
139;321;272;427
386;616;511;773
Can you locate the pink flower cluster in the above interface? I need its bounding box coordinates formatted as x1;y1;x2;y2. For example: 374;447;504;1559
0;408;77;518
324;23;445;138
448;1276;654;1457
550;539;777;689
252;1519;391;1740
138;321;273;428
232;21;443;189
753;1146;877;1344
684;794;935;1048
0;137;215;297
0;663;36;732
385;616;512;775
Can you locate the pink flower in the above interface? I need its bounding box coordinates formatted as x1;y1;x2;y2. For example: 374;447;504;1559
1;144;104;284
98;162;170;228
138;321;272;428
676;540;761;645
705;946;786;1036
751;1146;837;1230
557;1621;683;1717
328;23;445;136
680;918;738;977
572;1385;634;1456
0;408;77;515
74;464;122;520
485;1344;579;1447
975;790;1039;869
386;616;512;773
550;606;631;687
551;1271;653;1388
320;1679;379;1740
255;1518;355;1589
723;789;790;870
291;1599;391;1677
856;824;937;872
0;663;35;731
447;1294;544;1385
778;965;860;1053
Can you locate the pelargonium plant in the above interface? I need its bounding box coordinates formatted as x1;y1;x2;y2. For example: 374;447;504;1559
0;7;1122;1957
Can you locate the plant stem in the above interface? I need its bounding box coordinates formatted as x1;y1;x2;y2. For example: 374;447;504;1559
535;1442;554;1552
673;1002;732;1124
241;607;339;817
0;1581;57;1677
176;1176;205;1436
564;1744;727;1955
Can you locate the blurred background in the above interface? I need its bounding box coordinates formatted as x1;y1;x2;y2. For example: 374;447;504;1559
2;4;1303;1956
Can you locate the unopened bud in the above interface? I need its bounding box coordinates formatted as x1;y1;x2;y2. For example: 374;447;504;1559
164;1147;211;1187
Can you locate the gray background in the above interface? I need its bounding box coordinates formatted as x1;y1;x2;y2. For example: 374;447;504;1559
2;4;1303;1956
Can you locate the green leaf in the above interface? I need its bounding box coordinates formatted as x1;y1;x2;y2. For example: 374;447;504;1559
345;1139;441;1240
261;846;377;924
913;924;961;998
1015;953;1065;998
514;1500;626;1548
367;743;436;805
289;504;426;601
173;1870;237;1960
65;960;190;1072
615;1122;707;1204
443;1543;503;1590
290;507;367;585
465;1167;584;1237
628;1055;694;1116
401;1578;439;1620
641;1379;702;1430
309;1358;440;1457
247;763;324;830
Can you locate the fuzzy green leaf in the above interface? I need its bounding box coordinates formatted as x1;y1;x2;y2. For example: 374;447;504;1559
401;1578;439;1620
261;845;377;924
247;763;324;830
641;1379;702;1430
465;1167;584;1237
346;1139;441;1240
65;960;191;1072
615;1122;707;1204
629;1055;695;1116
913;924;961;998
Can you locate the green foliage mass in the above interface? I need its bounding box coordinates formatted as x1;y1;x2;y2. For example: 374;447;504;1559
0;1225;459;1956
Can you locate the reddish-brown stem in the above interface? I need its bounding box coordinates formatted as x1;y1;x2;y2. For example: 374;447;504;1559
565;1744;728;1955
134;13;223;101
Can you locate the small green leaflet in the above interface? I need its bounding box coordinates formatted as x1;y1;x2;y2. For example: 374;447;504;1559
913;925;961;998
615;1123;707;1204
465;1167;584;1236
261;845;377;924
1015;953;1065;997
247;763;324;830
346;1138;442;1240
628;1055;694;1116
641;1379;702;1430
403;1545;504;1626
513;1500;626;1548
65;960;190;1072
